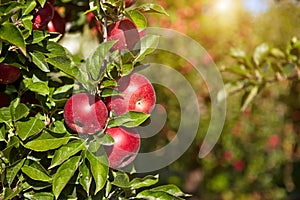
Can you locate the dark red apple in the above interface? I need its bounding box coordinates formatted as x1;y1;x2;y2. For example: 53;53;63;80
125;0;137;8
107;18;140;51
0;93;10;108
48;0;56;4
105;127;140;168
0;63;21;84
32;2;54;30
106;73;156;116
64;93;108;134
47;10;66;35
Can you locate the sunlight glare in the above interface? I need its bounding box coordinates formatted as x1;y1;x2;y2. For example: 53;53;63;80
215;0;233;12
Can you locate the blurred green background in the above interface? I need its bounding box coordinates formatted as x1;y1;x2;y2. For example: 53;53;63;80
61;0;300;199
142;0;300;199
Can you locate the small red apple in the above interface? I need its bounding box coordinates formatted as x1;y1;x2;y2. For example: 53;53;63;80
233;160;245;172
32;2;54;30
125;0;137;8
47;10;66;35
64;93;108;134
0;93;10;108
107;18;140;51
267;134;280;148
0;63;21;84
104;127;140;168
106;73;156;116
86;12;102;36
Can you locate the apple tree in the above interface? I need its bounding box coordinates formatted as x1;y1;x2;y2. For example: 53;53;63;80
0;0;189;199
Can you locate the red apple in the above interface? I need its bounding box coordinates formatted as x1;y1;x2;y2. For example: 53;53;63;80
105;127;140;168
47;10;66;35
64;93;108;134
125;0;137;8
0;63;21;84
0;93;10;108
233;160;245;172
32;2;54;30
107;18;140;51
106;73;156;116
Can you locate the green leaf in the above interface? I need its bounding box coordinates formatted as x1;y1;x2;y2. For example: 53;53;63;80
21;165;52;182
86;41;116;81
137;3;169;16
230;48;246;59
22;0;37;15
129;174;159;189
21;15;33;32
226;65;249;77
134;35;160;63
31;30;49;44
270;48;285;58
137;190;184;200
0;126;6;141
5;98;29;122
2;136;20;159
253;43;270;66
52;156;81;199
47;56;79;79
49;140;86;169
108;111;150;128
14;103;30;121
100;88;122;97
111;171;130;188
100;80;118;88
23;192;54;200
79;160;92;194
49;121;67;134
53;84;73;95
45;41;68;57
23;131;70;152
0;107;11;123
6;158;25;186
16;118;45;141
121;63;134;76
28;82;50;96
86;149;109;194
37;0;47;7
150;184;189;197
30;52;50;72
2;185;23;200
95;133;114;146
241;85;259;112
128;10;147;29
0;23;26;54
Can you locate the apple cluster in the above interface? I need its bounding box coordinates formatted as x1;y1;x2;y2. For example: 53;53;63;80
64;73;156;169
32;0;66;35
63;0;155;169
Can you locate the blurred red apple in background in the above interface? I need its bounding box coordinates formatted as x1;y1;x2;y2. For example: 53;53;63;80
125;0;137;8
47;10;66;35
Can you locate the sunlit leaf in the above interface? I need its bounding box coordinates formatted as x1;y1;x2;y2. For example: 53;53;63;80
52;156;81;199
49;140;86;169
16;118;45;141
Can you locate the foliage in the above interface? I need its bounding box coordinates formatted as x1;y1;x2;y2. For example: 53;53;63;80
0;0;189;199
